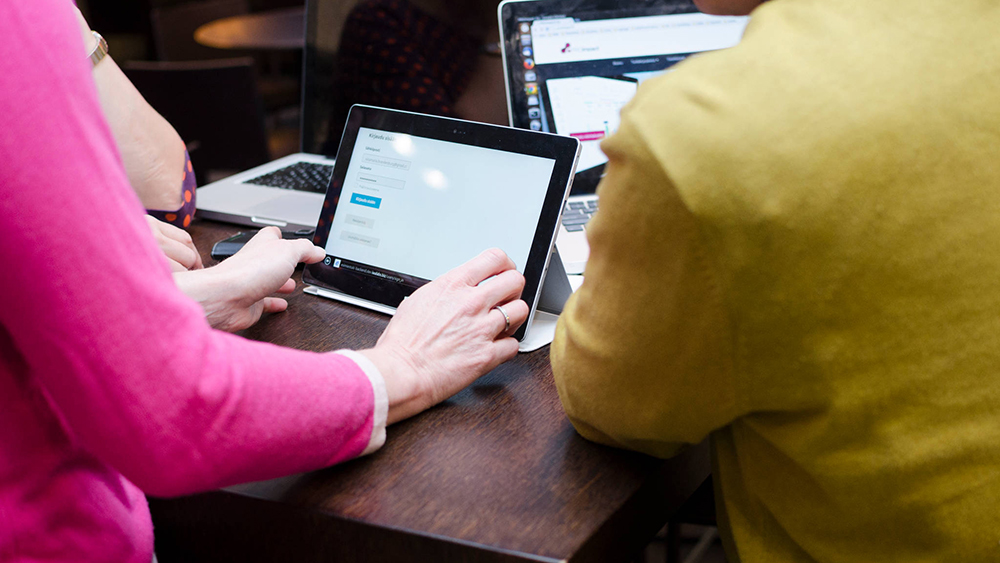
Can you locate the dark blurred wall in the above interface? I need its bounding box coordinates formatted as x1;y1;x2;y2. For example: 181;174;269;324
79;0;305;62
79;0;153;61
83;0;152;31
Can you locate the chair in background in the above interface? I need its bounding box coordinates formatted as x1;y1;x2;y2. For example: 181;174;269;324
123;58;271;185
150;0;249;61
151;0;301;140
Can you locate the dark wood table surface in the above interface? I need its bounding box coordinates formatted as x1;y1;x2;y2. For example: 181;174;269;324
194;7;305;50
150;220;712;563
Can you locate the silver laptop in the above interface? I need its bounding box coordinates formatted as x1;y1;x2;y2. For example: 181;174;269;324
499;0;748;274
196;153;333;230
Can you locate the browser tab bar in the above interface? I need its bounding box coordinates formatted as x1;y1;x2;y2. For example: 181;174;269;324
531;13;748;65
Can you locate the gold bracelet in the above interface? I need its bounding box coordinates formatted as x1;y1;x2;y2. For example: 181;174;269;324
88;31;109;67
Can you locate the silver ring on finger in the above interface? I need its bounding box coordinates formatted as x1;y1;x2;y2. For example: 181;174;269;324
493;304;511;334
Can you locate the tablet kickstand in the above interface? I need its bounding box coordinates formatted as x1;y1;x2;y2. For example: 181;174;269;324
518;247;573;353
536;246;572;315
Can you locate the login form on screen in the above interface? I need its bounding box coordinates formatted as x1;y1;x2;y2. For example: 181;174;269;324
324;127;557;281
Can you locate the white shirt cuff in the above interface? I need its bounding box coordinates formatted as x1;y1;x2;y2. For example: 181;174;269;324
334;350;388;456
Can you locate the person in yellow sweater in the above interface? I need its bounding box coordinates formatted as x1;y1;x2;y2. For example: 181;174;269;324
550;0;1000;561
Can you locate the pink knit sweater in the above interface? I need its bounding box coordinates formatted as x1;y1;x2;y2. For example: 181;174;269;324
0;1;387;561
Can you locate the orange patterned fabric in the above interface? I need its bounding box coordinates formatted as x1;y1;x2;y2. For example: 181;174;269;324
147;149;196;228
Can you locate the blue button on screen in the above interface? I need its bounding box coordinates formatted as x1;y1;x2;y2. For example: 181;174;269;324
350;193;382;209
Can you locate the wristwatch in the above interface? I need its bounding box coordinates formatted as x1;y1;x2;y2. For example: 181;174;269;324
88;31;109;67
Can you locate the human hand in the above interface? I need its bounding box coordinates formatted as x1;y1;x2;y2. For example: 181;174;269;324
361;249;528;424
146;215;202;271
173;227;326;331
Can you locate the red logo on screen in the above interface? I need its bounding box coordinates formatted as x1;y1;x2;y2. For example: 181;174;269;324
570;131;605;142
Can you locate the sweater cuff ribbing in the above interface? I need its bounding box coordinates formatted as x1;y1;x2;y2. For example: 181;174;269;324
333;350;388;456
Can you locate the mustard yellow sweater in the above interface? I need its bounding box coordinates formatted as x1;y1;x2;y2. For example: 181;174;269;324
551;1;1000;561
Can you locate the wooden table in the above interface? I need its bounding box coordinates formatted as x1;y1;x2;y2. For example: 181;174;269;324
194;7;305;50
149;220;712;563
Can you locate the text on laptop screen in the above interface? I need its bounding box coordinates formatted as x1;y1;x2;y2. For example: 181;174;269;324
506;7;747;176
323;127;556;282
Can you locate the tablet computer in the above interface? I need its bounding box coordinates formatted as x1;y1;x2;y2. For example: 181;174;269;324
303;105;581;341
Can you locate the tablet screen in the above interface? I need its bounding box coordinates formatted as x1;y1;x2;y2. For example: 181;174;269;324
304;105;580;340
324;127;555;281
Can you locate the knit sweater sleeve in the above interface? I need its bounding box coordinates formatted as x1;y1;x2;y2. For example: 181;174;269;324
0;0;386;497
551;108;738;459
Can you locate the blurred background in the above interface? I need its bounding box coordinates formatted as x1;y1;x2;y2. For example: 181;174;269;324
77;0;510;185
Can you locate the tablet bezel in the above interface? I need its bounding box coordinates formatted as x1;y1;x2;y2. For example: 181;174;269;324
303;105;580;341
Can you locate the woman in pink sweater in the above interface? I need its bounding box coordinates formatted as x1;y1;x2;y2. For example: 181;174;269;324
0;1;529;561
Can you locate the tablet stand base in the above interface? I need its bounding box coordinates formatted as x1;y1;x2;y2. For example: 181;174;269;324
303;286;398;316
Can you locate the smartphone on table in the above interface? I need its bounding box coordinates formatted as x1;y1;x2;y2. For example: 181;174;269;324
210;228;315;261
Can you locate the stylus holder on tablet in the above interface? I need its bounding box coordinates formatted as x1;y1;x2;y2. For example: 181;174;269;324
304;248;573;353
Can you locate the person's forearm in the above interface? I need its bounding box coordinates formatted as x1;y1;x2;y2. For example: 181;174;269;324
360;347;431;425
75;8;187;211
5;0;383;497
95;63;188;211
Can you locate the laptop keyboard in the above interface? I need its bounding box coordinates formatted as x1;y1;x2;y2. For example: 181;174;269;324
561;198;598;232
243;162;334;193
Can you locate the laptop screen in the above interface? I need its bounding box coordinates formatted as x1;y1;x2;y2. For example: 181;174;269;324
500;0;748;194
